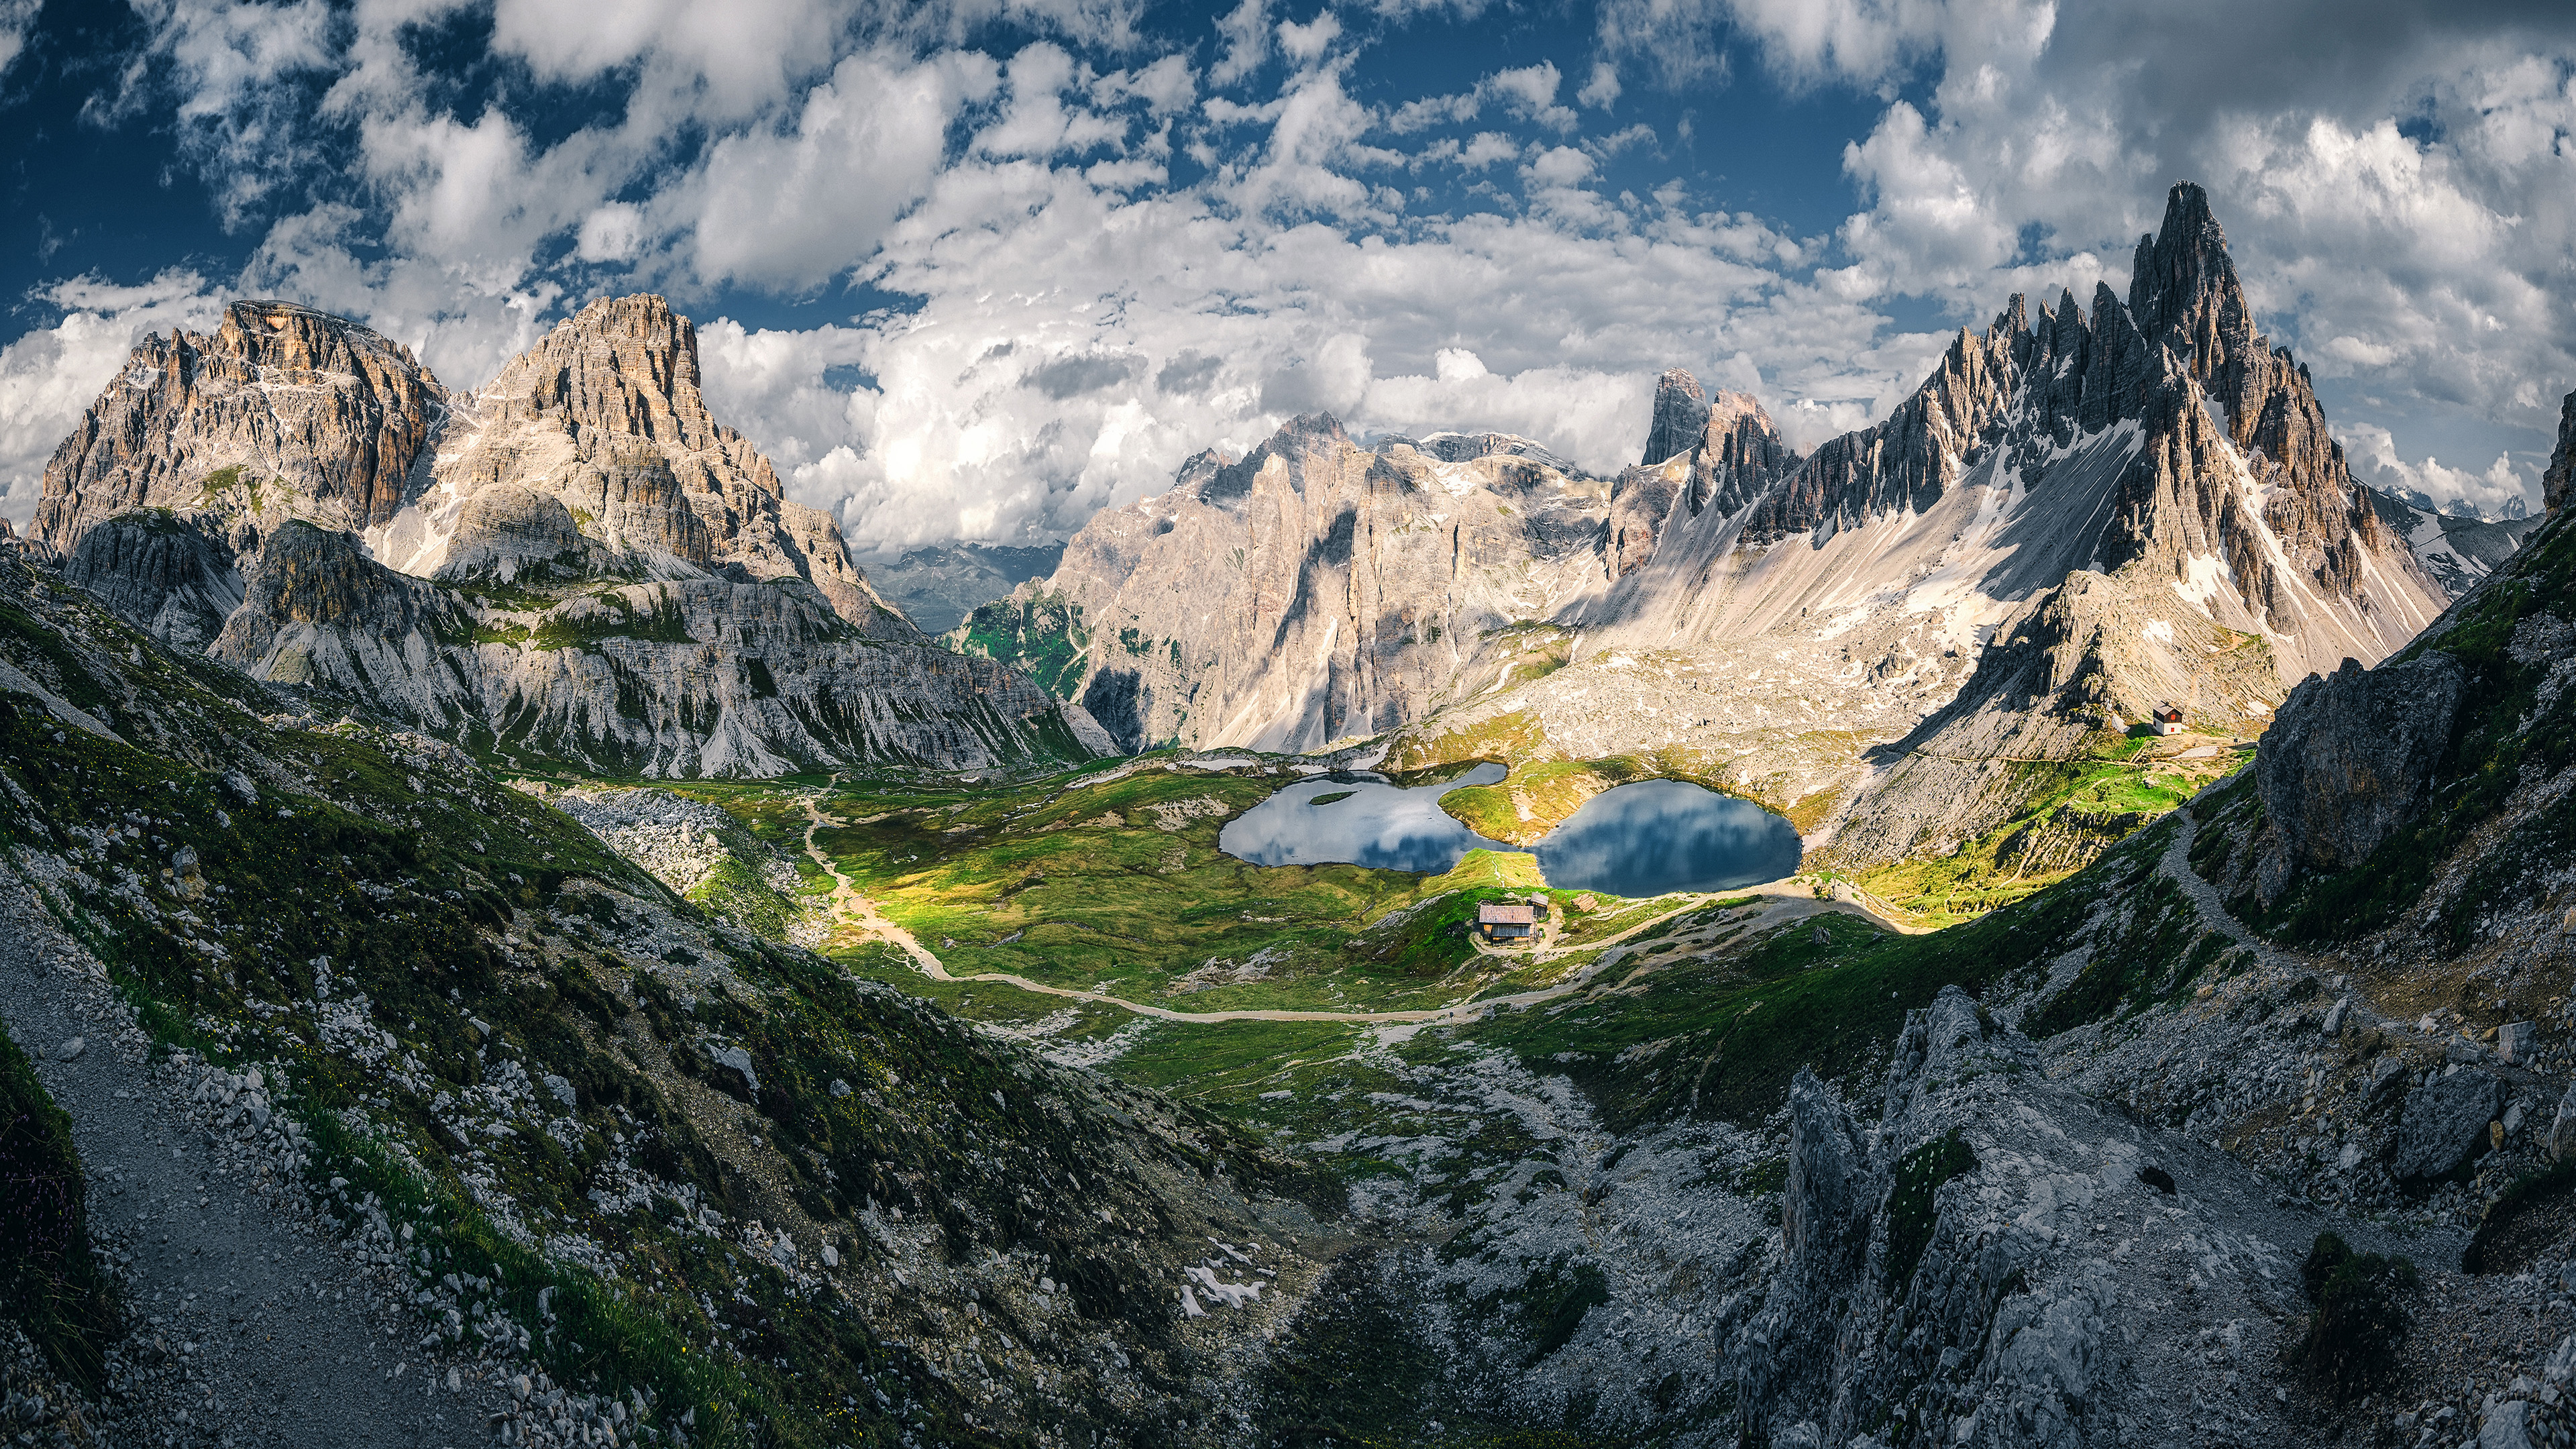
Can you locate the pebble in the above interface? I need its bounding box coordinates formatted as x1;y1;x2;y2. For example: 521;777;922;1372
57;1035;84;1061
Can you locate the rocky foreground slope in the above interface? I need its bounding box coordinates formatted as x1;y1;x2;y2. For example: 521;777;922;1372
0;538;1339;1446
30;295;1104;775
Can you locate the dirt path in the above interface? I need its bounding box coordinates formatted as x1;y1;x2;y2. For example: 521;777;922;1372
2157;808;2302;971
0;869;513;1448
796;798;1898;1027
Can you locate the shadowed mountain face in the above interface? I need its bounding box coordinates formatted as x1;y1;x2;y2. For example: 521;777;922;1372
965;184;2465;878
29;296;1106;776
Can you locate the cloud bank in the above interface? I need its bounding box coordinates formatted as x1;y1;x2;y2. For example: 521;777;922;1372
1;0;2569;544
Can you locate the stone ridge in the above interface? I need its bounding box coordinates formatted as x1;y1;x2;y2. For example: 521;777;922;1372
957;410;1620;753
34;298;445;547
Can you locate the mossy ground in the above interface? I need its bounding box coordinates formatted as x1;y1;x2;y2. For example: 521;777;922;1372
1855;737;2248;926
0;1024;119;1393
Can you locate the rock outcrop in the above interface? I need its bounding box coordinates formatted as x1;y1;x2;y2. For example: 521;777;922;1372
32;297;1103;775
2255;651;2465;876
2391;1069;2501;1183
2547;388;2576;515
61;511;244;650
1730;987;2338;1446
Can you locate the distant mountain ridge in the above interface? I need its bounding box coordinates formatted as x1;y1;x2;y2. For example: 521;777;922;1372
865;542;1065;635
28;295;1106;775
963;183;2479;879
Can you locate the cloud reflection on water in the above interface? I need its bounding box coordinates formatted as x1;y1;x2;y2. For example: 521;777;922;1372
1218;767;1799;894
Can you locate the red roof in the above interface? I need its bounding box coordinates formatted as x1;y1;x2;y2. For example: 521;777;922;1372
1479;904;1536;924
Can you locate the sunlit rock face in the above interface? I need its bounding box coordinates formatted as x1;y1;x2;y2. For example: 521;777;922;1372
955;415;1638;754
32;295;1104;775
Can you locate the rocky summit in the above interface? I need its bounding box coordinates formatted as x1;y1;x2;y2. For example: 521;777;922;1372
32;295;1106;776
5;175;2576;1449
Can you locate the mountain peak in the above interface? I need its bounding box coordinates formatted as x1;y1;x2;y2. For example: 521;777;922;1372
481;294;710;449
2125;182;2259;415
34;296;443;545
1642;367;1709;466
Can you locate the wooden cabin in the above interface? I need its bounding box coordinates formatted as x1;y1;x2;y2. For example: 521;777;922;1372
1478;903;1537;941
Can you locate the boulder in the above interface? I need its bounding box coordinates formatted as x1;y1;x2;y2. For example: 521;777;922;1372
2393;1069;2501;1181
2502;1021;2537;1064
2257;651;2466;878
2479;1400;2534;1449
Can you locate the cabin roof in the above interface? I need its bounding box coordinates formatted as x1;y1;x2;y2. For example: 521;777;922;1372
1479;904;1536;924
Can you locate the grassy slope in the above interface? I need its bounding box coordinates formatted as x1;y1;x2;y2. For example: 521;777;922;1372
1854;735;2250;926
0;555;1328;1448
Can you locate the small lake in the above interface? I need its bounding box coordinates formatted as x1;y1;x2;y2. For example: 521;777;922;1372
1218;767;1804;895
1217;764;1509;873
1529;780;1804;896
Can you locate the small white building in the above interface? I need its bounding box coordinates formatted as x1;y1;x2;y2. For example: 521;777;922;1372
2153;706;2186;736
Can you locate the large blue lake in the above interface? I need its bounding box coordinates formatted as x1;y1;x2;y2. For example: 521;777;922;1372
1218;766;1803;896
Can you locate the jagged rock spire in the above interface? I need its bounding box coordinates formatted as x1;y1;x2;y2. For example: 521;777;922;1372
1641;368;1710;466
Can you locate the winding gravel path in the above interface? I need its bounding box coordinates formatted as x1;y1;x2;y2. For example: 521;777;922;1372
2157;808;2285;963
0;869;513;1448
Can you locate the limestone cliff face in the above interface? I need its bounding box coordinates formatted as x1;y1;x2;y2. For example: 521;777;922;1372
34;299;443;548
1609;375;1794;577
956;416;1616;753
371;295;898;632
33;297;1100;775
61;512;244;651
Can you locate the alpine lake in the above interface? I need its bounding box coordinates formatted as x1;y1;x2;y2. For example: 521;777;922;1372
1219;763;1804;894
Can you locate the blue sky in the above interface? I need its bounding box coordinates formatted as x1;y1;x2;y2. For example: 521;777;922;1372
1;0;2571;552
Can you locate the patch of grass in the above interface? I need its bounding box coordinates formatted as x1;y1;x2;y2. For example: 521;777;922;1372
2461;1159;2576;1275
1884;1130;1977;1292
1466;863;2108;1131
0;1025;119;1393
1384;709;1547;774
951;590;1091;699
2296;1232;2417;1401
532;586;698;650
685;856;800;943
1858;750;2235;926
